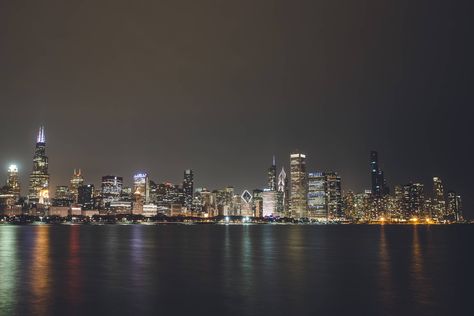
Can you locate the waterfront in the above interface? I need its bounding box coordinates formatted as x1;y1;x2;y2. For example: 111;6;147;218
0;225;473;316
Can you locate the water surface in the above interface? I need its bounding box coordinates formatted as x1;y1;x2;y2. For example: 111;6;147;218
0;224;472;315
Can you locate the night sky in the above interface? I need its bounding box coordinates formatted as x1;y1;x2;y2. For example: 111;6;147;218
1;1;472;217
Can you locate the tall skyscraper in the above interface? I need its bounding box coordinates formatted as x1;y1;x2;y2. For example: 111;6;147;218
6;164;20;200
402;183;425;219
447;190;462;221
28;126;50;205
101;175;123;204
432;177;446;219
183;169;194;211
70;169;84;203
370;151;388;197
262;189;278;217
325;172;342;219
78;184;94;210
277;167;289;216
133;173;150;203
267;156;277;191
307;172;327;220
290;152;307;218
252;189;263;218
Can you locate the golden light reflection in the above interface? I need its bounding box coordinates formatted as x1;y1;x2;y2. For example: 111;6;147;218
66;225;82;306
410;226;433;306
378;226;393;308
31;225;51;316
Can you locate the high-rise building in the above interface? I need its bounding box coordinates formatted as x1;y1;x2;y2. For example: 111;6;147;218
132;187;144;215
6;164;20;200
342;190;356;220
101;175;123;204
28;126;50;205
267;156;277;191
70;169;84;203
370;151;388;197
432;177;446;220
447;191;462;221
252;189;263;218
240;190;253;217
262;189;278;217
78;184;94;210
325;172;342;219
307;172;327;220
183;169;194;211
277;167;289;216
402;183;425;219
133;173;150;203
290;152;307;218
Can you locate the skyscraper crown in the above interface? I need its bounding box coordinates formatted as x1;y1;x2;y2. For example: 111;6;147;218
37;126;45;143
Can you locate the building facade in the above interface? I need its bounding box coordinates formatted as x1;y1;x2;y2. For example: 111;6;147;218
290;152;307;218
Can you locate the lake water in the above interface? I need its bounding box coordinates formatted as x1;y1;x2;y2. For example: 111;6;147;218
0;224;472;315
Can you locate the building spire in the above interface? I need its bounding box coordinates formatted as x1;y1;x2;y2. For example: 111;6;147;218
37;126;45;143
272;155;276;166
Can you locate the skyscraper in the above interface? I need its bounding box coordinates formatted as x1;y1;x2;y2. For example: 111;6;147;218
325;172;342;219
262;189;278;217
432;177;446;220
78;184;94;210
133;173;150;203
277;167;289;216
101;175;123;204
267;155;277;191
70;169;84;203
290;152;307;219
370;151;388;197
447;190;462;221
402;183;425;219
183;169;194;211
307;172;327;220
6;164;20;200
28;126;50;205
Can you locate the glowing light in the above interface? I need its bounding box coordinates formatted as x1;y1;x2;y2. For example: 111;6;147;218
8;164;18;173
37;126;45;143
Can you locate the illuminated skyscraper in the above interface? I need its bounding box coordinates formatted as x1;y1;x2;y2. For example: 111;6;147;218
447;191;462;221
133;172;150;203
290;152;307;218
183;169;194;211
28;126;50;205
70;169;84;203
262;189;278;217
325;172;342;219
252;189;263;218
6;164;20;200
267;156;277;191
101;175;123;203
307;172;327;220
277;167;289;216
432;177;446;219
402;183;425;219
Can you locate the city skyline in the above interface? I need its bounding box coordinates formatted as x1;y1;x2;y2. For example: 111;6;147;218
0;125;465;221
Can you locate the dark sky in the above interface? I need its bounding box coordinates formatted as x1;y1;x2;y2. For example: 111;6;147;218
1;1;473;217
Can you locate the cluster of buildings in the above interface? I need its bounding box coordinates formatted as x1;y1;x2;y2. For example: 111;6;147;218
0;126;464;223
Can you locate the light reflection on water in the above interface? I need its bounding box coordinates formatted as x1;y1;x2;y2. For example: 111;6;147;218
31;225;51;316
0;226;17;314
0;224;471;316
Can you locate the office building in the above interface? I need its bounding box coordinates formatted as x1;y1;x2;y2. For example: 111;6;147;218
307;172;327;220
290;152;307;218
28;126;50;205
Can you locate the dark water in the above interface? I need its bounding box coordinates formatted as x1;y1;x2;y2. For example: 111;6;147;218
0;224;473;316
